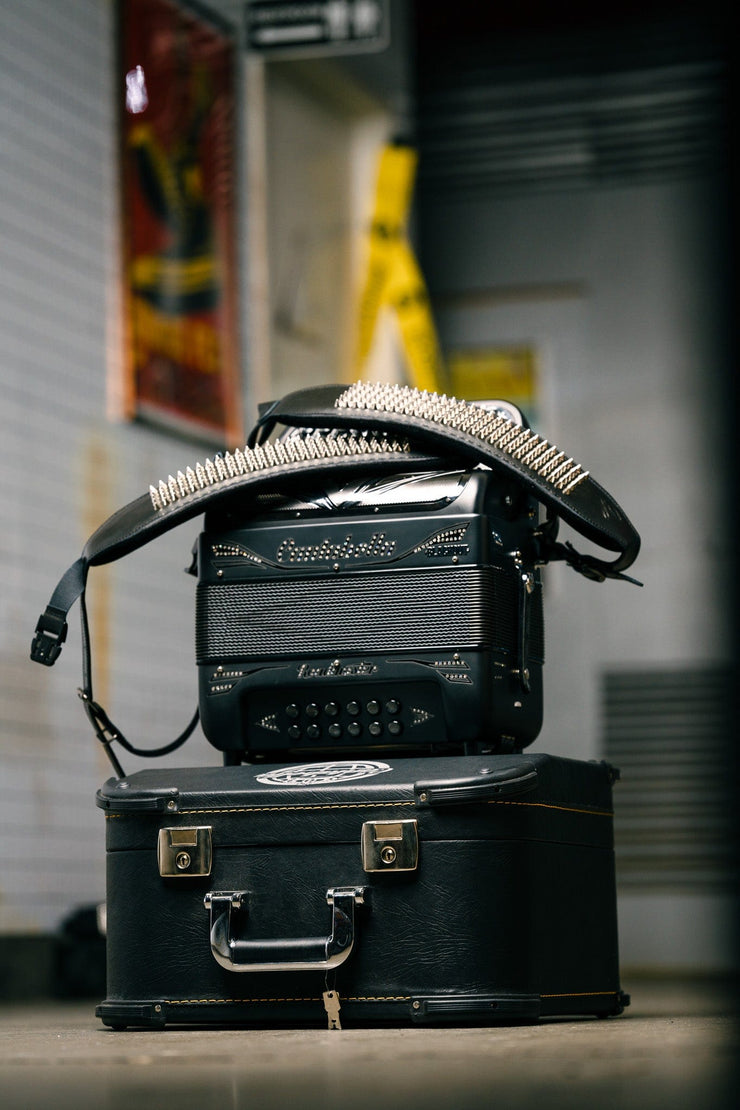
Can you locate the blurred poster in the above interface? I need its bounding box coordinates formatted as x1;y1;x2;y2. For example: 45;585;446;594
448;345;539;425
119;0;242;444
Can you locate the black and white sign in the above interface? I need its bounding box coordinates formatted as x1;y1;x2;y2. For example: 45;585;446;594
245;0;389;57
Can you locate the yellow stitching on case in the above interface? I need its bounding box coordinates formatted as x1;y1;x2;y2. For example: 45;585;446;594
345;995;411;1002
162;996;322;1004
160;991;616;1005
161;994;412;1005
105;802;414;819
105;799;611;818
487;800;614;818
163;801;414;816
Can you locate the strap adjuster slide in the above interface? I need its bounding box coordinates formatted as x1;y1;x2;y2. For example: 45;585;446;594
31;609;68;666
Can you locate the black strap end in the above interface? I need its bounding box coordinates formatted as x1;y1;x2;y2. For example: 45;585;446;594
560;541;643;586
31;609;68;666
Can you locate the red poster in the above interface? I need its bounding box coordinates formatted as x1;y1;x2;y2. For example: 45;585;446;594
119;0;242;444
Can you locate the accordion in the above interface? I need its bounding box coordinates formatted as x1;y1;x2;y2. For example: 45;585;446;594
195;464;544;760
32;381;640;774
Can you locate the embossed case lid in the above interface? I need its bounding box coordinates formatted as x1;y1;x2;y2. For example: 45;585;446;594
97;753;616;852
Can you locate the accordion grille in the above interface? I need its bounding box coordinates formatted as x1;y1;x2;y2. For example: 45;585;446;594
196;567;517;662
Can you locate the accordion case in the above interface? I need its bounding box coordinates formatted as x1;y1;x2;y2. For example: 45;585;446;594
96;753;628;1030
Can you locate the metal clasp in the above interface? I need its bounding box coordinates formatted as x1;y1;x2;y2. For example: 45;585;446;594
361;819;418;872
158;826;213;877
31;609;68;665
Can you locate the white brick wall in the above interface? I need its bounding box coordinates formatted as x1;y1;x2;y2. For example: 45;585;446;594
0;0;245;932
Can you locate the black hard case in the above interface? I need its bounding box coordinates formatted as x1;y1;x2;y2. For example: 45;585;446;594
95;753;627;1029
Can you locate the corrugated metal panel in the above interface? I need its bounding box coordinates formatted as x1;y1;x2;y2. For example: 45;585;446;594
602;667;737;892
416;60;727;199
0;0;243;934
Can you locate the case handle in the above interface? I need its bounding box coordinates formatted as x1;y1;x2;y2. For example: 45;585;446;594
204;887;366;973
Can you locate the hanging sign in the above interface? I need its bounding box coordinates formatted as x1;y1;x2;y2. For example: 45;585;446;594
245;0;389;58
448;345;540;425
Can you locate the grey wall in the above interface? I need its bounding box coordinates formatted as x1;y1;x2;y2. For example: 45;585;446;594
0;0;244;934
422;178;731;751
418;152;734;970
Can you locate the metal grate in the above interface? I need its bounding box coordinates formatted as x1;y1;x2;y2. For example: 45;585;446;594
196;567;519;661
416;61;727;200
602;667;737;892
414;10;730;200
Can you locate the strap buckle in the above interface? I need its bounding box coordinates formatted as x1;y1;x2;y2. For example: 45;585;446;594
31;609;68;666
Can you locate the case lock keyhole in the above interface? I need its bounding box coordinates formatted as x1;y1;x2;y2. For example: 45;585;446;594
157;827;213;878
361;820;418;872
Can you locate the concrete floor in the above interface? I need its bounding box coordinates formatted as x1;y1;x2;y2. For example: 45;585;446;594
0;978;736;1110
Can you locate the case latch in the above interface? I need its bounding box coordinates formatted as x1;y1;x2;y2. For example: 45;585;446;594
158;826;213;877
361;819;418;872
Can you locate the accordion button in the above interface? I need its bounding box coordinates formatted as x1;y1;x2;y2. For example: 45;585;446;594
328;723;342;739
366;700;381;716
385;699;401;714
286;704;300;719
388;720;403;736
306;703;320;718
287;725;301;740
347;722;362;737
325;702;340;717
347;701;361;716
307;724;321;740
368;721;383;738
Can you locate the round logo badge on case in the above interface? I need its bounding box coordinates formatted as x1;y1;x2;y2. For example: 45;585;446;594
255;761;392;786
